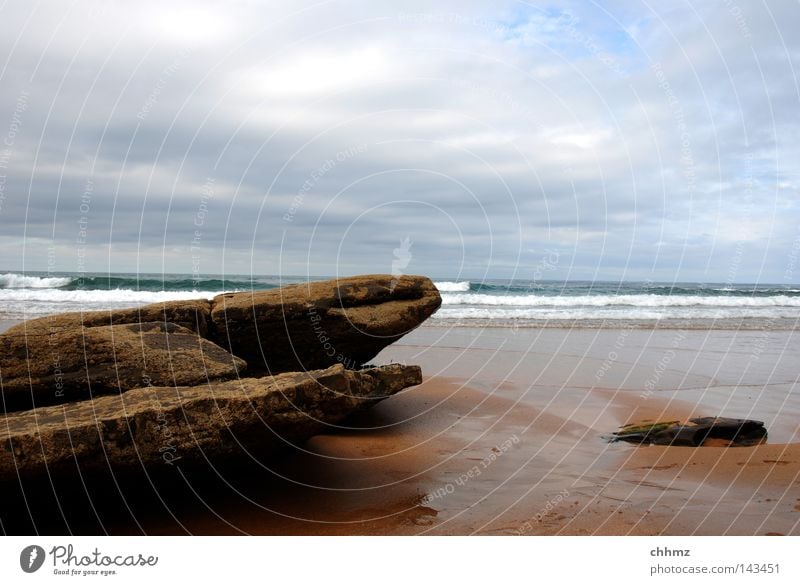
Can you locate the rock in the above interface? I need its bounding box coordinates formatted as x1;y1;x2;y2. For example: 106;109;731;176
0;364;421;479
4;299;212;337
209;274;441;373
0;321;245;412
611;417;767;447
0;276;439;481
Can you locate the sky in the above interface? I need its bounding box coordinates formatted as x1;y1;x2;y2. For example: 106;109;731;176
0;0;798;283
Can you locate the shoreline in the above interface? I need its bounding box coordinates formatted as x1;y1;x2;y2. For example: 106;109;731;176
426;316;800;331
4;372;795;535
2;322;797;534
3;315;799;332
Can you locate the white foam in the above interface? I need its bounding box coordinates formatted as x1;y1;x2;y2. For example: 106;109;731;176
440;293;800;308
0;273;73;289
0;288;230;320
0;288;219;306
434;281;470;292
433;306;799;321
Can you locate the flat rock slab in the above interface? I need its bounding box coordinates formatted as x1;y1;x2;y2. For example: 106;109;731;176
611;417;768;447
3;299;212;337
0;321;245;412
209;274;441;373
0;364;421;479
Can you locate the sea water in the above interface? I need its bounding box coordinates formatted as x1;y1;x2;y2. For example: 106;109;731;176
1;272;799;328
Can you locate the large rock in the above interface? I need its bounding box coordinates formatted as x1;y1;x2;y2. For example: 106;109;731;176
0;276;439;482
0;321;245;412
0;364;421;479
209;274;441;373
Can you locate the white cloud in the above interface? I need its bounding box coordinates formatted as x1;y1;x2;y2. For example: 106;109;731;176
243;46;389;98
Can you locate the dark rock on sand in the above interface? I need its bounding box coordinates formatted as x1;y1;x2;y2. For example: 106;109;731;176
209;274;441;373
0;364;420;479
611;417;767;447
0;321;245;412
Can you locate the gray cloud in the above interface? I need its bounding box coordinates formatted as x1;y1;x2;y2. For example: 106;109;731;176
0;0;798;282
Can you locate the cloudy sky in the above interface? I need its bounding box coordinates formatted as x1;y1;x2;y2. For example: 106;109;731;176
0;0;797;282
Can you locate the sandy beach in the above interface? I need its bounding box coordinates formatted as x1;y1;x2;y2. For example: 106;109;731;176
2;321;797;535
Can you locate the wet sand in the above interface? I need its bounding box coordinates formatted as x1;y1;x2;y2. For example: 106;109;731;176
1;323;798;535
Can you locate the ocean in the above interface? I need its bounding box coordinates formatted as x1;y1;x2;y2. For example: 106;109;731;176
1;272;799;329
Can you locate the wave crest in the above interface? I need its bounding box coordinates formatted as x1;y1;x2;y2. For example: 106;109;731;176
0;273;73;289
434;281;470;292
440;293;800;308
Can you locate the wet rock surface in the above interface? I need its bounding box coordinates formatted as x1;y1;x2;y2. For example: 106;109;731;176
611;417;768;447
0;321;245;412
0;363;421;479
209;274;441;374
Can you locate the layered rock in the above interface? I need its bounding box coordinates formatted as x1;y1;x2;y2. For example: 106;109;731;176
0;275;439;480
4;299;212;337
2;275;440;384
0;321;245;412
209;274;441;373
0;364;421;479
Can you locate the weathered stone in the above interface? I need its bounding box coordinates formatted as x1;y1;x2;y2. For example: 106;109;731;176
611;417;767;447
0;364;421;479
0;321;245;412
209;274;441;373
3;299;212;337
